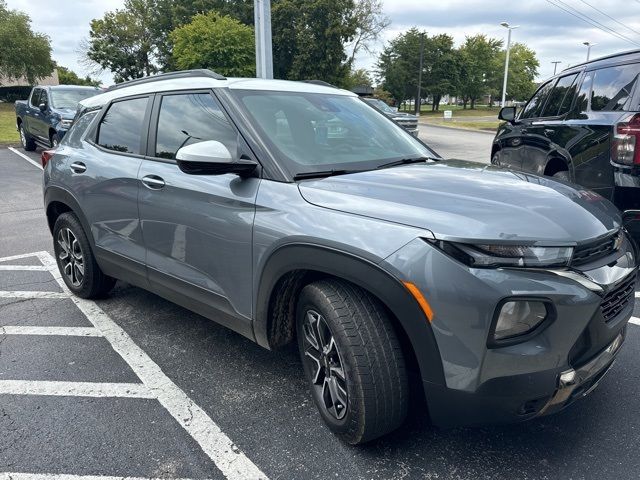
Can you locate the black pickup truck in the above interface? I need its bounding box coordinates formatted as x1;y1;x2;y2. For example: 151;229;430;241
15;85;100;150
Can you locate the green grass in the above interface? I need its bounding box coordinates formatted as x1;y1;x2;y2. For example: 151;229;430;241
428;119;502;132
0;103;19;145
401;105;499;117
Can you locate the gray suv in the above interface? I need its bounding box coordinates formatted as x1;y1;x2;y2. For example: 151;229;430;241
44;69;637;444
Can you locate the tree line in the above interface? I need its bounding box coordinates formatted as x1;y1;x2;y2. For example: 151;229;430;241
377;29;539;110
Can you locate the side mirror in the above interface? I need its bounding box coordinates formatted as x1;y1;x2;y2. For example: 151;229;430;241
175;140;257;177
38;103;47;112
498;106;516;123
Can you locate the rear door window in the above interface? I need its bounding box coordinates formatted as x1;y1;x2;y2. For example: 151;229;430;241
541;73;578;117
590;64;639;111
96;97;149;155
154;92;237;160
520;81;554;119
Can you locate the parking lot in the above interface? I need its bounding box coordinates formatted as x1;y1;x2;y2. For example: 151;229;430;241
2;133;640;479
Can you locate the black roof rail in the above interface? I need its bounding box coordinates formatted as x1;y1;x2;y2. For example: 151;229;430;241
562;48;640;72
301;79;338;88
106;69;226;91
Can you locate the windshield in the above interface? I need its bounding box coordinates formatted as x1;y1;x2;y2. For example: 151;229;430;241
233;90;433;177
50;89;99;109
365;98;394;113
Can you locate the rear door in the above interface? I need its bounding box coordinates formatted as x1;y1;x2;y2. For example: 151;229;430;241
73;95;152;285
566;64;639;199
522;72;580;175
138;90;259;337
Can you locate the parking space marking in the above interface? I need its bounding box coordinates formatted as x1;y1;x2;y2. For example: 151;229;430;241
0;326;101;336
0;265;49;271
630;316;640;326
8;146;43;171
0;252;42;263
0;380;155;398
0;291;68;299
27;251;268;480
0;474;209;480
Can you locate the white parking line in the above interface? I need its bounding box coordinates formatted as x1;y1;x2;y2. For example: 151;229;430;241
8;146;43;170
0;380;154;398
34;251;267;480
0;252;42;263
0;326;101;337
0;291;68;299
630;316;640;326
0;265;49;271
0;475;210;480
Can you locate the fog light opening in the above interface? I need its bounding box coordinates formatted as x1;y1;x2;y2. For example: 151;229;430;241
490;299;550;346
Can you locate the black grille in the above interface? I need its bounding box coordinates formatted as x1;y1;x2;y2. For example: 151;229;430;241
572;231;620;266
600;274;636;323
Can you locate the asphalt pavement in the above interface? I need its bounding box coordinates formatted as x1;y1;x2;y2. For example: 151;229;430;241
419;123;493;163
1;131;640;480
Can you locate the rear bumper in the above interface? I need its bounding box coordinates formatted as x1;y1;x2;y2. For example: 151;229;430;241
426;328;626;427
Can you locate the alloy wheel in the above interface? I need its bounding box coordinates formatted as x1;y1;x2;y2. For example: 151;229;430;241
57;227;85;287
301;309;348;420
19;127;26;147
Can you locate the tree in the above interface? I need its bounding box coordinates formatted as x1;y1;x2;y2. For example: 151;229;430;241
490;43;539;103
272;0;357;86
345;0;390;66
170;12;255;77
56;66;100;87
457;34;502;109
376;28;423;106
343;68;373;90
0;1;54;84
422;34;459;111
84;0;159;82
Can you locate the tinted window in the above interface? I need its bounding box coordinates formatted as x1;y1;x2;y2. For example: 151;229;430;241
575;72;592;112
155;93;237;160
30;89;42;107
541;73;578;117
50;89;99;109
97;97;149;155
520;81;554;119
590;64;639;111
63;111;98;148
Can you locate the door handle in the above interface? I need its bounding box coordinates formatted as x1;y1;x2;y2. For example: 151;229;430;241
141;175;165;190
70;161;86;174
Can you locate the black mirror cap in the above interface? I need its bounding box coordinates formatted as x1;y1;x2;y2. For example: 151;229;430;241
498;106;516;122
177;158;258;177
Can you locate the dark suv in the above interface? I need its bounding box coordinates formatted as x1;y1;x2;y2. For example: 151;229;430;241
492;49;640;236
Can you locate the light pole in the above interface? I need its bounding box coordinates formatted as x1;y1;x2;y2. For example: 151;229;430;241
583;42;596;61
415;32;425;116
551;61;561;75
254;0;273;79
500;22;519;108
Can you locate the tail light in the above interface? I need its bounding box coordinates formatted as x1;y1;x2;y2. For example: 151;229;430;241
611;113;640;165
41;149;55;168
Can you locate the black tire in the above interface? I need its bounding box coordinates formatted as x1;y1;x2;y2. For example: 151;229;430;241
491;150;500;165
50;133;60;148
53;212;116;298
19;124;36;151
296;279;408;444
552;170;570;182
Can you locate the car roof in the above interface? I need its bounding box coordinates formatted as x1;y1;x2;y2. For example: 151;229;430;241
42;85;101;90
562;48;640;74
79;74;356;110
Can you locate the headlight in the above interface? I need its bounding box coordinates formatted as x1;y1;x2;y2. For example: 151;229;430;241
59;118;73;128
491;299;549;344
431;240;573;268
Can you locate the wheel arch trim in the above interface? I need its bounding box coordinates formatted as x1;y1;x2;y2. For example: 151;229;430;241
44;186;94;248
253;242;446;387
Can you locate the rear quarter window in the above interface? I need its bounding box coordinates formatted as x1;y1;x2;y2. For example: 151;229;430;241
62;111;98;148
590;64;639;111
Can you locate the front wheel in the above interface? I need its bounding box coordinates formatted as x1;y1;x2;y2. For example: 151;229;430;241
53;212;116;298
552;170;570;182
296;279;408;444
50;133;60;148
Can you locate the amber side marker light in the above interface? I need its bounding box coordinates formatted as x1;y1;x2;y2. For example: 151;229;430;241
402;281;434;322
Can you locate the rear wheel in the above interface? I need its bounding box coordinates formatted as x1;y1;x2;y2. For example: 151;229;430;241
296;279;408;444
552;170;570;182
19;124;36;151
53;212;116;298
50;133;60;148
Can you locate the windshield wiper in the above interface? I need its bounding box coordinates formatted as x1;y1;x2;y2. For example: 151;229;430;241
376;156;431;170
293;169;361;180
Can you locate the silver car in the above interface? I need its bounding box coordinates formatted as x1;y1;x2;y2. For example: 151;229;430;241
44;70;637;444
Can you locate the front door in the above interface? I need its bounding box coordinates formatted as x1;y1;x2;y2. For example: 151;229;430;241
138;91;259;337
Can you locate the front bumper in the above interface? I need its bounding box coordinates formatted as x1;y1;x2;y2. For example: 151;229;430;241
382;237;636;427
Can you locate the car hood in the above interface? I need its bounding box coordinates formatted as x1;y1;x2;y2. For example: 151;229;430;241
52;107;76;119
297;160;621;244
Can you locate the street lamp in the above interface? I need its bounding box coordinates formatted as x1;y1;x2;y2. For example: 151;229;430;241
500;22;519;108
551;61;561;75
583;41;597;62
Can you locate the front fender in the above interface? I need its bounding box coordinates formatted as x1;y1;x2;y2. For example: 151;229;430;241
253;242;446;389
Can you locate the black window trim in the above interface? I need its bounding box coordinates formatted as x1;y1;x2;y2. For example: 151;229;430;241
86;93;154;159
29;88;42;108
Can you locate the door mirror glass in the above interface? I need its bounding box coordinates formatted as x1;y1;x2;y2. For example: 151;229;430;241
176;140;257;176
498;106;516;122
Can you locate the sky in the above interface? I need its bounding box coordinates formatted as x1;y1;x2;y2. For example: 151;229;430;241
5;0;640;85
